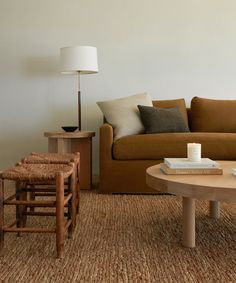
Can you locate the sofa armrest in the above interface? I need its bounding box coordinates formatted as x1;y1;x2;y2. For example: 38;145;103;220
100;123;114;164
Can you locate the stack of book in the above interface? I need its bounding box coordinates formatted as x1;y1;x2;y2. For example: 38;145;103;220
161;158;223;175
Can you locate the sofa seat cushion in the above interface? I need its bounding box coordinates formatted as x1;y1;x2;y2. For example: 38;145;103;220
113;132;236;160
191;97;236;132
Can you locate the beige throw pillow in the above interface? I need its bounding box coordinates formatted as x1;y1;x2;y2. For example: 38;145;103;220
97;92;153;140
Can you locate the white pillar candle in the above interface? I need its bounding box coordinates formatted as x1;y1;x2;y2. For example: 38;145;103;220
187;143;201;162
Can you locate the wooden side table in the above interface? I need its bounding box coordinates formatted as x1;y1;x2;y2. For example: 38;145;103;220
44;131;95;190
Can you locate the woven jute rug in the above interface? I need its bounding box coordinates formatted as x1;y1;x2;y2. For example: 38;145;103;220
0;190;235;283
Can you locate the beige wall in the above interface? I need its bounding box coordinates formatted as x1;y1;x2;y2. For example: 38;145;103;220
1;0;236;173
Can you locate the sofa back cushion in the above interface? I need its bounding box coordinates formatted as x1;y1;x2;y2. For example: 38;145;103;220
191;97;236;132
152;98;189;127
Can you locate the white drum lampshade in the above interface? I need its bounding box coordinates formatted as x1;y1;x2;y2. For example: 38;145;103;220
60;46;98;74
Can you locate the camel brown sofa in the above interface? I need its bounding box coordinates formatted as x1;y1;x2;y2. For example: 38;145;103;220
99;97;236;193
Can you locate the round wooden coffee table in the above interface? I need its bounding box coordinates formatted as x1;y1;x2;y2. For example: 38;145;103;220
146;161;236;248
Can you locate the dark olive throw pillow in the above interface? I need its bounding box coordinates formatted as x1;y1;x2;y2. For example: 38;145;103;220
137;105;190;134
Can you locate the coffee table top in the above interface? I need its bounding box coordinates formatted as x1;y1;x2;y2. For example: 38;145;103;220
146;161;236;202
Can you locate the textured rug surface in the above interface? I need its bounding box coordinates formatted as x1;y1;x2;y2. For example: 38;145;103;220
0;190;235;283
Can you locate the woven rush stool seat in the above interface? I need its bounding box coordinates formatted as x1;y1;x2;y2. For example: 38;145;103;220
2;163;74;181
0;162;77;258
23;152;80;165
22;152;80;213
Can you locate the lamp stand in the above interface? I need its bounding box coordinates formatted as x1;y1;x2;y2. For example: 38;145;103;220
78;72;81;131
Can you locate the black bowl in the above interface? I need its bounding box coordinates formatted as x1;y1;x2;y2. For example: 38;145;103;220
61;126;78;132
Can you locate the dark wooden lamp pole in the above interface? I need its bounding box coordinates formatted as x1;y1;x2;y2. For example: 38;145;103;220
78;71;81;131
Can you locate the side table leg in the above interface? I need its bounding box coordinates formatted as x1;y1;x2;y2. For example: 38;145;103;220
71;138;92;190
182;197;195;248
57;138;70;153
209;201;220;219
48;138;70;154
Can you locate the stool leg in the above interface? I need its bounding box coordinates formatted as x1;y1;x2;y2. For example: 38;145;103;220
16;182;27;236
67;177;72;239
56;172;65;258
16;181;23;236
68;169;77;238
22;190;28;227
0;179;4;253
76;179;80;214
29;185;35;212
72;170;77;229
76;163;80;214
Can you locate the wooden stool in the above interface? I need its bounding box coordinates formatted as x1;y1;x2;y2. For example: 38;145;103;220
22;152;80;213
0;162;77;258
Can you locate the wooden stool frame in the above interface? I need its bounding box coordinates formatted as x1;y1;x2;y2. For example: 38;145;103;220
22;152;80;213
0;163;77;258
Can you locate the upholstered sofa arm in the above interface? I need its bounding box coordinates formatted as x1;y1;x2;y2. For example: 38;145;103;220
100;123;114;163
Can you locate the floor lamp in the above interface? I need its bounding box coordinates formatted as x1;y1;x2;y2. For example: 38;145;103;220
60;46;98;131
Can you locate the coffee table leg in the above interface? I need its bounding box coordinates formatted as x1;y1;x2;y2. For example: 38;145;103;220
209;201;220;218
182;197;195;248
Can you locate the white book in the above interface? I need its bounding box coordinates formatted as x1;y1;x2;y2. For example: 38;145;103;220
164;158;220;169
